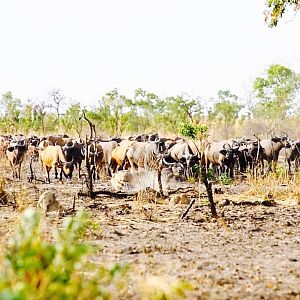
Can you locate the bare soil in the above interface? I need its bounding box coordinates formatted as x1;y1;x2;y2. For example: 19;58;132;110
1;157;300;300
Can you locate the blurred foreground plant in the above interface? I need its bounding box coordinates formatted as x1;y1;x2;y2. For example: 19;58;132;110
0;209;128;300
0;209;192;300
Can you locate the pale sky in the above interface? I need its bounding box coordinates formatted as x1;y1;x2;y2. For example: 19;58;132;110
0;0;300;106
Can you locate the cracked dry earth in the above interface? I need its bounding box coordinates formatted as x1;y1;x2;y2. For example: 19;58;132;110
1;157;300;299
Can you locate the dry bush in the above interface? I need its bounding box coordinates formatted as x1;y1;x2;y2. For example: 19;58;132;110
11;185;35;212
0;177;8;205
243;169;300;203
133;188;163;221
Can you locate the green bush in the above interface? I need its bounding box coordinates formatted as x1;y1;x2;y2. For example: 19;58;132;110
0;209;128;300
218;174;233;185
0;209;192;300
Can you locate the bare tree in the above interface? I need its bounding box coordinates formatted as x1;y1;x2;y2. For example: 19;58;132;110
48;89;65;119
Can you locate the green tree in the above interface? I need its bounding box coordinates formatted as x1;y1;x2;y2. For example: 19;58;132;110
132;88;160;132
19;102;35;134
156;95;203;133
0;91;21;133
265;0;300;27
100;89;133;135
209;90;243;138
61;103;84;137
253;64;300;121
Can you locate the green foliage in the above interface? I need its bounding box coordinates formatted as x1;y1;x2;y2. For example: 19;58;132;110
0;209;129;299
0;91;21;133
218;174;233;185
265;0;300;27
209;90;243;138
0;209;191;300
253;64;300;121
206;168;217;181
178;122;209;140
156;95;203;133
61;103;84;137
141;279;193;300
210;90;243;125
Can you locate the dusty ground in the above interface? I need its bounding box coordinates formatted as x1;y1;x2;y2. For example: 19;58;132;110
1;156;300;300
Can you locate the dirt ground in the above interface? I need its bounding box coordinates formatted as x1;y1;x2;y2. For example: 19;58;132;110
1;156;300;300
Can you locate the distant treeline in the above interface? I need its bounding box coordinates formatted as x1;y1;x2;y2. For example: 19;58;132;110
1;64;300;139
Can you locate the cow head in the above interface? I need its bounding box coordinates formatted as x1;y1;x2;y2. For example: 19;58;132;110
271;133;290;148
62;141;75;160
219;142;240;166
157;138;166;153
161;154;185;180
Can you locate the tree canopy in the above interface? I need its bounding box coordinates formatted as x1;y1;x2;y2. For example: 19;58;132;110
265;0;300;27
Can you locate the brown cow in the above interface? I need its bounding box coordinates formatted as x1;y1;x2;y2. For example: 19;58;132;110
39;145;74;183
46;135;66;147
111;144;132;173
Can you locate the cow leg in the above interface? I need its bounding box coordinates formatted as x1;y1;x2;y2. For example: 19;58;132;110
106;164;112;177
45;166;51;183
260;160;265;175
91;165;96;181
54;166;58;179
78;162;82;179
287;159;292;174
295;158;299;173
10;163;15;179
18;163;21;180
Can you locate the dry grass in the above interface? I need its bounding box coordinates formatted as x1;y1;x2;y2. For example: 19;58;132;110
234;170;300;205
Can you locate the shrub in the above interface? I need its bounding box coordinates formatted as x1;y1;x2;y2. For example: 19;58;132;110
0;209;192;299
0;209;128;300
218;174;233;185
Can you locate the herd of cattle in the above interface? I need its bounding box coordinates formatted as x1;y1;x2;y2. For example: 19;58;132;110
0;132;299;184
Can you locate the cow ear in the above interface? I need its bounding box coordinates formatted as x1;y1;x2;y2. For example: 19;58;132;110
220;150;227;155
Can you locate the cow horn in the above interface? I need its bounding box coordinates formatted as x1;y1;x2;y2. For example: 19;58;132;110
9;142;18;147
64;141;75;149
162;157;177;166
223;143;231;150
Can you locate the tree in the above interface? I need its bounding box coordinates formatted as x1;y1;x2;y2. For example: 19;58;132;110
209;90;243;138
265;0;300;27
0;91;21;133
48;89;65;120
100;89;133;135
253;64;300;121
61;103;84;137
155;95;203;133
19;100;48;134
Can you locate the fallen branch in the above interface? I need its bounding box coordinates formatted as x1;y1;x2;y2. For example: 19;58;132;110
77;190;135;199
181;198;195;219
